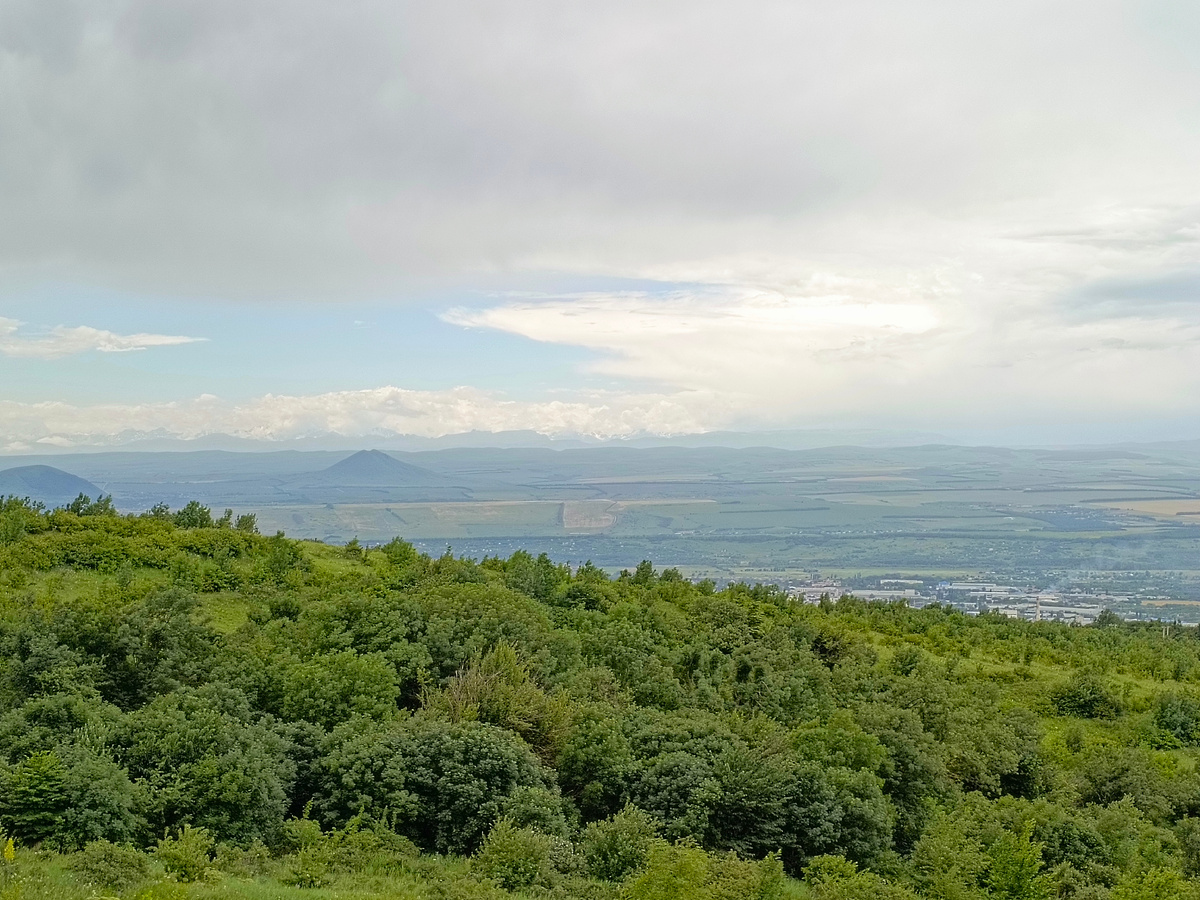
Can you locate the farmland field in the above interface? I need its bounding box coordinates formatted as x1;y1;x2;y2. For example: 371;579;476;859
6;440;1200;596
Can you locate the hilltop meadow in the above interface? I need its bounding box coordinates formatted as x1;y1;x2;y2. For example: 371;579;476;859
5;495;1200;899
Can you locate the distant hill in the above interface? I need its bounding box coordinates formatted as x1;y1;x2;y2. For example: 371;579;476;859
284;450;465;503
0;465;103;507
303;450;445;486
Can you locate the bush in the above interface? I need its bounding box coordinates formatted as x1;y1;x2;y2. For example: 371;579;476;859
278;815;325;854
173;502;213;530
986;823;1053;900
472;818;555;891
320;825;420;875
501;785;571;838
546;835;587;878
1110;867;1200;900
1154;693;1200;744
424;877;508;900
581;805;656;881
315;717;552;855
117;686;295;843
623;840;785;900
213;840;271;877
277;817;419;884
156;825;214;883
71;840;152;891
282;848;330;888
57;744;146;848
1180;817;1200;878
1051;674;1120;719
802;854;916;900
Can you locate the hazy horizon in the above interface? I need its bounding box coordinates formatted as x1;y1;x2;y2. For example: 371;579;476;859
6;425;1200;459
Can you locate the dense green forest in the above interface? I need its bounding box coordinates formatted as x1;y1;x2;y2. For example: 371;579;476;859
4;495;1200;899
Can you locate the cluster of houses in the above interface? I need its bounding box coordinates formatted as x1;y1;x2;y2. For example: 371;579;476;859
786;578;1144;625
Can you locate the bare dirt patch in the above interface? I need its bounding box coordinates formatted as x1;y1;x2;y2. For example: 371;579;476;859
562;501;618;530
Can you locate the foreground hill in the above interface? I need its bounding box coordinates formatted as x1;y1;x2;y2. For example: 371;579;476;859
3;496;1200;898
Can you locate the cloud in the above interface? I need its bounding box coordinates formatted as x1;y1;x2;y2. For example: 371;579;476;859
0;385;723;447
2;2;1200;438
1;1;1199;298
0;318;205;359
444;265;1200;427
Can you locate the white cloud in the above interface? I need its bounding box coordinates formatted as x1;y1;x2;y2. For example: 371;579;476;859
444;228;1200;429
0;318;205;359
0;385;724;446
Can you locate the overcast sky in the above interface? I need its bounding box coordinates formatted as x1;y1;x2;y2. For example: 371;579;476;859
2;0;1199;449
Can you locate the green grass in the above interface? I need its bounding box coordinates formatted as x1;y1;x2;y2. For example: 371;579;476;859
4;846;811;900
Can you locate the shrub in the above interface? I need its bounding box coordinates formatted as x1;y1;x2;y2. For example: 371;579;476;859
581;805;656;881
472;818;555;891
173;502;213;530
546;835;587;878
71;840;152;891
213;840;271;877
1110;867;1200;900
57;743;146;848
279;816;325;854
1154;693;1200;744
986;823;1053;900
117;687;295;843
278;816;419;884
1180;817;1200;878
501;785;571;837
1051;674;1120;719
282;848;330;888
320;825;420;875
316;717;552;855
622;840;709;900
156;825;214;883
424;877;508;900
802;854;916;900
281;650;400;730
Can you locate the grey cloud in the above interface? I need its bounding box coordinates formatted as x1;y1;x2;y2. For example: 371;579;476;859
0;0;87;69
3;1;1200;298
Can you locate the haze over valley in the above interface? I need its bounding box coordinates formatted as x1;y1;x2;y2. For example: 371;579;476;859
6;437;1199;618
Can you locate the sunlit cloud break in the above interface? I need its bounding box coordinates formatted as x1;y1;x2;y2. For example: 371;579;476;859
441;274;1200;427
0;385;727;450
0;318;205;360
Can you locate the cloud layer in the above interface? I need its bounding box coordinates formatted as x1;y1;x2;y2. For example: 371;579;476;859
0;318;204;359
447;234;1200;429
4;1;1199;292
0;386;720;451
2;2;1199;442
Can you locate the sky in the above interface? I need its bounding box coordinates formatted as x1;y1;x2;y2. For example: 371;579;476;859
2;0;1200;450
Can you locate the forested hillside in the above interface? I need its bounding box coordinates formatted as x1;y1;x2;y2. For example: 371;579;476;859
4;495;1200;899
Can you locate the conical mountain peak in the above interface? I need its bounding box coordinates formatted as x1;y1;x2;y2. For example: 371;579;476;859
310;450;442;486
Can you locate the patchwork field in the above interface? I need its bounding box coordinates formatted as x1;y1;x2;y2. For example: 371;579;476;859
1091;499;1200;519
6;440;1200;595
